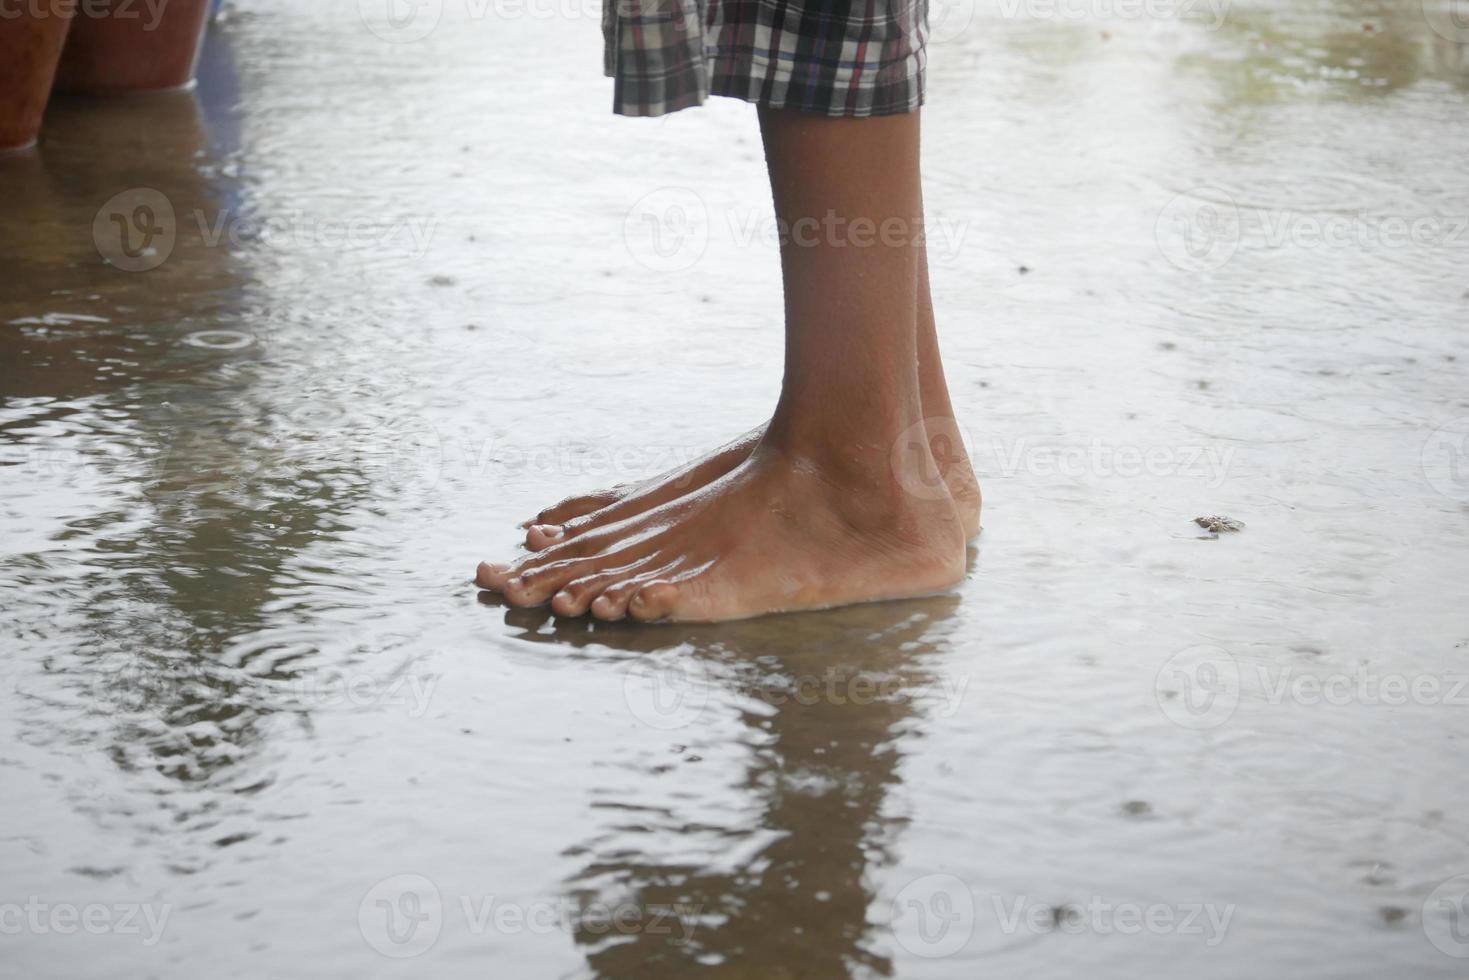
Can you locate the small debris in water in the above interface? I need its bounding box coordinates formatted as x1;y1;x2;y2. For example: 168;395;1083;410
1195;515;1245;533
69;866;126;880
1051;904;1082;925
1121;800;1152;817
1158;341;1177;350
1360;863;1393;886
1378;906;1406;925
429;275;457;287
1018;264;1031;274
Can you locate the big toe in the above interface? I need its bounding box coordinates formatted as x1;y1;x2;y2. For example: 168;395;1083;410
628;581;680;623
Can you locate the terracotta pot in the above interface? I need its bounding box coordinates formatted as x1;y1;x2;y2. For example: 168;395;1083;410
0;3;76;151
56;0;211;96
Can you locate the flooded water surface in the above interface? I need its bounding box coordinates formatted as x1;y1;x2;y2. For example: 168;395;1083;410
2;1;1468;977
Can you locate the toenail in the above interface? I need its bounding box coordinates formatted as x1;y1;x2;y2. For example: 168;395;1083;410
507;576;523;590
536;524;564;540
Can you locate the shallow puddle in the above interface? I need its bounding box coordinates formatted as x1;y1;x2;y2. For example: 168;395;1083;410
2;1;1467;976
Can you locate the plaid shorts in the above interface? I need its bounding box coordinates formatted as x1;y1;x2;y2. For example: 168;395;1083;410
602;0;928;118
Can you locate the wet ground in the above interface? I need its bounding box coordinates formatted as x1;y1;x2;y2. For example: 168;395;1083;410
2;0;1468;977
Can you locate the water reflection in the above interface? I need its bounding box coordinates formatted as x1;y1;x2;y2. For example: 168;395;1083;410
0;28;380;816
490;594;968;977
1;0;1465;976
1185;2;1469;103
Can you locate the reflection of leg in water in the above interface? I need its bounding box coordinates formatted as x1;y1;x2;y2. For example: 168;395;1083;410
543;599;962;977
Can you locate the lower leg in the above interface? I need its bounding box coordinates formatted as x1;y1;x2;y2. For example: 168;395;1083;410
757;106;927;467
915;237;982;530
480;108;967;621
521;117;980;548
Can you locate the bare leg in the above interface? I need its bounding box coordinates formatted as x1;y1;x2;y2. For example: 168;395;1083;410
914;228;983;529
480;108;967;622
520;178;980;550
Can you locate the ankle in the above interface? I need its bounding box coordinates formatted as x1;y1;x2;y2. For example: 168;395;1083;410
755;419;952;516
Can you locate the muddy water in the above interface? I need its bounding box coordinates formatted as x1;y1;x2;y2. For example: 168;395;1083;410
2;1;1468;977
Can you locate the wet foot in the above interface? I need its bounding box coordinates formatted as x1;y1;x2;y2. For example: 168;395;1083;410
523;418;981;550
481;439;967;623
521;426;763;550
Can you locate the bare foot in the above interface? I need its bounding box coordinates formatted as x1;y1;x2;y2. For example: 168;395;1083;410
521;426;762;549
523;418;981;550
481;439;967;623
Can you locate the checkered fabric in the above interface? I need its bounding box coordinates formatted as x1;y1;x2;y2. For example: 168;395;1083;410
603;0;928;118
